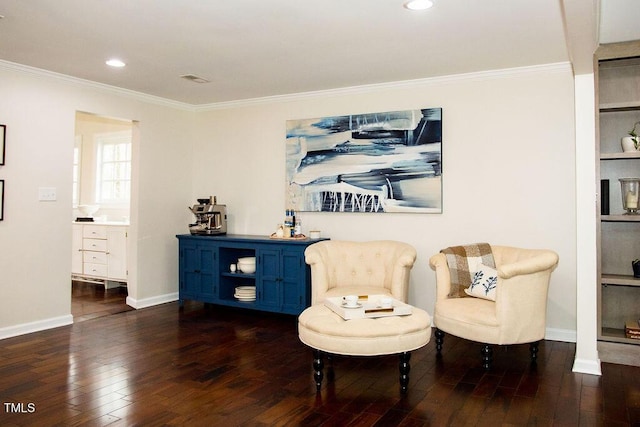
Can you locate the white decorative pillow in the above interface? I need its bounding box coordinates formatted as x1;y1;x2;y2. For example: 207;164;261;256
464;264;498;301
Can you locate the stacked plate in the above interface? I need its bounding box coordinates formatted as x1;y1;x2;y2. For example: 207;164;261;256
234;285;256;302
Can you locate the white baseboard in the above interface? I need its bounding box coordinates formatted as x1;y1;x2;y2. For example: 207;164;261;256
0;292;179;340
546;328;602;376
126;292;178;309
545;327;576;343
572;357;602;376
0;314;73;340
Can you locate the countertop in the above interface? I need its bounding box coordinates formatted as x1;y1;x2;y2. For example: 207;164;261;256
73;220;130;226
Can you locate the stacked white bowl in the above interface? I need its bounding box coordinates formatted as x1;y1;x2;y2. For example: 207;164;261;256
237;257;256;274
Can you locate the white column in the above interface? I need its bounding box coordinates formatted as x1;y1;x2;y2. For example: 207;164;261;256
573;72;601;375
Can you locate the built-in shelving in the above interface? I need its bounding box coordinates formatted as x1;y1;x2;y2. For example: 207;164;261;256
600;327;640;345
600;214;640;222
601;274;640;286
596;46;640;366
600;101;640;112
600;152;640;160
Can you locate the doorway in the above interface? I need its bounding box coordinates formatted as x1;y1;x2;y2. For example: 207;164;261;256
71;280;132;322
71;112;134;321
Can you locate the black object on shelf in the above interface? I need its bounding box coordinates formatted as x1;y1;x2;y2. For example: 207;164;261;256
633;260;640;278
75;217;95;222
601;179;610;215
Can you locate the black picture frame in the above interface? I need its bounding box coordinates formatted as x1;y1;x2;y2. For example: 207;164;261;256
0;124;5;165
0;180;4;220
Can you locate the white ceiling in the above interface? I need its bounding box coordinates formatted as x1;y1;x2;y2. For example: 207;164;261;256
599;0;640;44
0;0;636;106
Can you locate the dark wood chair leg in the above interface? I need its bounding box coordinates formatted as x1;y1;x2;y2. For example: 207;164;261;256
399;352;411;394
481;344;492;370
326;353;335;381
435;328;444;357
313;349;324;391
529;341;539;364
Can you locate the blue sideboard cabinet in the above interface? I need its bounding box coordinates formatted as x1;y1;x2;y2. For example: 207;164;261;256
176;234;326;315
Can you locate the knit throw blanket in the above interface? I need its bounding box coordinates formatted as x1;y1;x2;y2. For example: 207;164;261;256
441;243;495;298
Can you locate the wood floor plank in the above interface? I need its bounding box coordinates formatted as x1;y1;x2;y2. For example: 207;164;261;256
1;300;639;426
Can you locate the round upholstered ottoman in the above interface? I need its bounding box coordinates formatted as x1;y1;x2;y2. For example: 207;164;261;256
298;304;431;393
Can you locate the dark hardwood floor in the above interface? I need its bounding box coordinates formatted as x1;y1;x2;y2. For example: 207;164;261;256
71;281;132;323
1;300;639;426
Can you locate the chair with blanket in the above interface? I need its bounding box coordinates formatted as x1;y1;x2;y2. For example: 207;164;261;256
429;243;559;369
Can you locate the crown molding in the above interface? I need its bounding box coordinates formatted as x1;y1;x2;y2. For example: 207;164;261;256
0;59;572;112
0;59;195;111
193;62;573;111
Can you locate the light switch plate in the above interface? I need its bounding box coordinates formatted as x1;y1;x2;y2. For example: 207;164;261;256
38;187;57;201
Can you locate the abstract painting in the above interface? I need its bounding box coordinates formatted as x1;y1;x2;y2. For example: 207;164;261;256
285;108;442;213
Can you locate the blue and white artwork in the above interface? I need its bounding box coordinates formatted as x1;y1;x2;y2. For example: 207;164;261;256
285;108;442;213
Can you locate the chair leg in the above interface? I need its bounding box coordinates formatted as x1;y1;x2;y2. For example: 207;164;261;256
481;344;493;370
529;341;540;364
435;328;444;356
399;352;411;394
326;353;335;381
313;349;324;391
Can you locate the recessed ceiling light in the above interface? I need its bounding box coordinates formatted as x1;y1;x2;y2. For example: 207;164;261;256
403;0;434;10
106;59;126;68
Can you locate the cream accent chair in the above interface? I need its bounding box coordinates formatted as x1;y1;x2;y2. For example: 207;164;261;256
305;240;417;304
429;245;559;370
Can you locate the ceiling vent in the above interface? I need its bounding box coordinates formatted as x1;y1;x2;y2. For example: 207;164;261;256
180;74;210;84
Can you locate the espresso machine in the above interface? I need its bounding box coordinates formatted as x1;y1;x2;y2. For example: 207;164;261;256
188;196;227;235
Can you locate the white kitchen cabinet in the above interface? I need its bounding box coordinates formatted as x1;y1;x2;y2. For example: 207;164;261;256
71;224;83;275
106;226;127;280
71;222;128;288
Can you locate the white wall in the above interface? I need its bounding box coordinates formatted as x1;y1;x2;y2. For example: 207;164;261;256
0;64;193;335
193;64;578;335
0;61;579;341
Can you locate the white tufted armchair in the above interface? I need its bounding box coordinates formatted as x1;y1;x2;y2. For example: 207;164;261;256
304;240;417;304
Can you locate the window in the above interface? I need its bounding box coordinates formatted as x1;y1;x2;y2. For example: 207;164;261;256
95;132;131;205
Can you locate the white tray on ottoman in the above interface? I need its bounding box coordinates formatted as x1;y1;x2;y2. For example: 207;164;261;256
323;294;412;320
